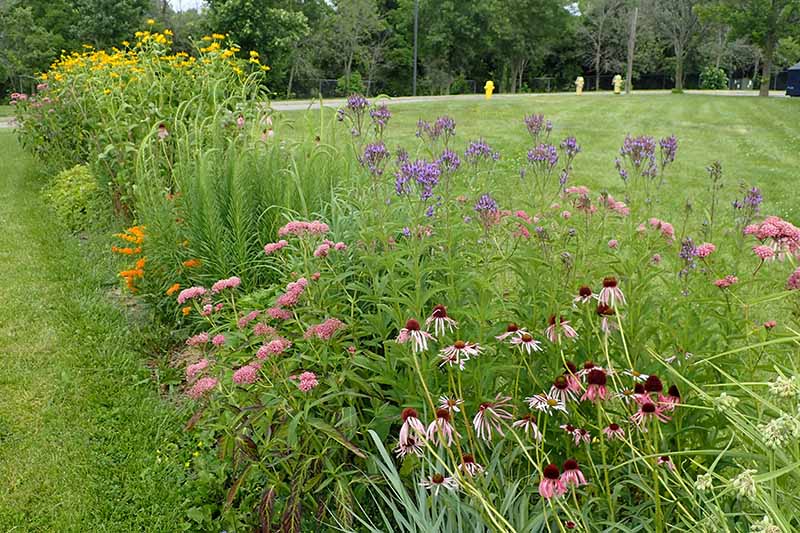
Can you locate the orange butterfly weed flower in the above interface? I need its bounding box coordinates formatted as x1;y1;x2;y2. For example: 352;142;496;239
183;258;201;268
182;306;191;316
166;283;181;296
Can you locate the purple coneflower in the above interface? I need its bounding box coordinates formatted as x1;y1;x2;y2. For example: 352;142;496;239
419;473;458;494
396;319;435;353
560;459;587;488
658;385;681;411
581;369;610;402
511;332;543;354
459;454;484;476
425;304;458;336
438;395;463;413
563;361;582;393
439;340;481;370
596;303;618;334
473;394;514;441
657;455;675;471
538;464;566;499
574;285;595;304
603;423;625;441
631;401;671;428
399;407;426;446
550;375;577;403
572;427;591;445
545;315;578;344
394;435;424;458
427;408;458;446
527;392;568;415
598;276;625;308
496;323;525;342
512;414;543;441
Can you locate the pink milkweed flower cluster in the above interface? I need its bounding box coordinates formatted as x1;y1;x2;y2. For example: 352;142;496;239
294;371;319;392
186;358;209;380
264;240;288;255
257;337;292;358
599;193;630;216
200;302;225;317
237;310;260;329
752;245;775;261
233;362;261;385
267;307;292;320
645;218;676;243
187;377;218;398
211;334;225;346
253;323;277;336
211;276;241;293
186;332;209;346
177;286;207;304
608;239;619;249
695;242;716;258
278;220;330;238
304;318;345;340
744;216;800;260
275;278;308;307
313;239;348;258
788;267;800;290
715;275;738;288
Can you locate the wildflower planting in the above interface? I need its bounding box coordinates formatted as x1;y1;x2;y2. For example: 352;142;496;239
11;26;800;532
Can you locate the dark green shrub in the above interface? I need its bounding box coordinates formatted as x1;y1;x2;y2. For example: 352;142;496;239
700;66;728;90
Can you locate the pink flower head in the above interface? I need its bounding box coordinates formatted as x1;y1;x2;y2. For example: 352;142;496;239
211;276;241;293
598;276;625;308
539;464;567;499
425;304;458;336
187;377;218;398
438;340;481;370
305;318;345;340
561;210;572;220
427;408;459;446
275;278;308;307
658;385;681;411
177;286;207;304
657;456;675;472
438;395;464;413
608;239;619;249
511;331;543;354
550;375;578;403
496;322;526;342
185;358;209;380
631;401;672;429
714;275;738;288
264;240;288;255
399;407;426;446
564;185;590;196
237;310;261;329
211;334;225;346
787;267;800;290
253;323;276;336
574;285;595;304
572;427;592;445
267;307;292;320
334;242;347;251
651;253;662;265
695;242;716;258
764;320;777;330
472;394;514;441
278;220;330;238
257;337;291;358
545;315;578;344
512;414;543;441
753;245;775;261
296;371;319;392
419;473;459;494
603;423;625;441
186;332;209;346
200;304;213;317
233;363;260;385
458;454;484;476
313;242;331;257
560;459;587;488
648;218;675;242
396;319;435;353
581;369;609;402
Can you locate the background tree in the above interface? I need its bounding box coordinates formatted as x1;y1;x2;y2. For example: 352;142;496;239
698;0;800;96
580;0;625;89
331;0;384;92
653;0;703;89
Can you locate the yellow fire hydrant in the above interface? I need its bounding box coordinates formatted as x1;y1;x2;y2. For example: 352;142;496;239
484;80;495;100
575;76;584;96
613;74;623;94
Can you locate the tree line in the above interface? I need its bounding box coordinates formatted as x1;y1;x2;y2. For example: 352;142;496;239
2;0;799;98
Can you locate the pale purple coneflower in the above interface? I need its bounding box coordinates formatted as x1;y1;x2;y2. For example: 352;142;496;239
538;464;566;499
496;322;526;342
458;454;484;476
394;435;424;458
512;414;543;441
603;423;625;441
527;392;568;415
438;340;481;370
396;319;435;353
631;401;672;428
425;304;457;336
581;368;610;403
511;332;543;354
438;395;464;413
596;303;618;334
399;407;427;446
427;408;458;446
560;459;588;488
598;276;625;308
573;285;595;304
572;427;592;445
473;394;514;440
658;384;681;411
419;473;459;494
623;368;649;382
657;455;675;472
545;315;578;344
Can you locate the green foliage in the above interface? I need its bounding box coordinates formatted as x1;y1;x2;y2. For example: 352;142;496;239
43;164;106;232
700;66;729;89
337;71;365;95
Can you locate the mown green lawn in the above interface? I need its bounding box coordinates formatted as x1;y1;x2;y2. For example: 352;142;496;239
0;105;12;117
290;93;800;219
0;131;186;531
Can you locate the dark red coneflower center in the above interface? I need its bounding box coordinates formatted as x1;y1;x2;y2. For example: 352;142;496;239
642;402;656;413
659;456;670;462
583;360;596;370
405;319;420;331
454;340;466;349
609;423;620;431
431;304;448;318
634;383;645;394
578;285;592;297
543;464;560;479
431;473;445;484
563;458;579;471
587;369;607;386
644;375;663;393
565;360;578;374
435;408;450;421
603;276;618;288
401;407;418;421
548;314;557;326
462;454;475;464
521;333;533;342
553;375;568;390
564;424;575;432
668;385;680;398
597;303;614;316
479;401;492;410
506;323;519;332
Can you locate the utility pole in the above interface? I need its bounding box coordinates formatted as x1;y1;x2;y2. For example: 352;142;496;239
625;4;638;95
413;0;419;96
